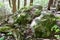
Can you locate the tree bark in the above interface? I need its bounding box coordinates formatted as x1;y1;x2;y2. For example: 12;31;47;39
9;0;11;7
30;0;33;6
12;0;16;13
48;0;53;10
18;0;20;10
24;0;26;6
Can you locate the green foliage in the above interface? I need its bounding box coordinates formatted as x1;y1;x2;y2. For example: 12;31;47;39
15;13;32;25
13;7;42;40
34;14;57;38
0;0;58;39
7;32;13;35
0;5;42;40
51;25;60;39
1;4;60;39
0;25;24;40
11;6;42;40
0;36;5;40
15;6;42;25
34;9;41;16
51;25;60;33
0;26;12;32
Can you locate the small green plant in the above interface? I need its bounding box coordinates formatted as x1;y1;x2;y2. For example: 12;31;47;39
51;25;60;33
34;14;57;38
0;36;5;40
15;13;32;25
51;25;60;39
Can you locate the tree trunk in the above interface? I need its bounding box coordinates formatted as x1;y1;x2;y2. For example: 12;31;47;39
18;0;20;10
48;0;53;10
9;0;11;7
24;0;26;6
12;0;16;13
30;0;33;6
